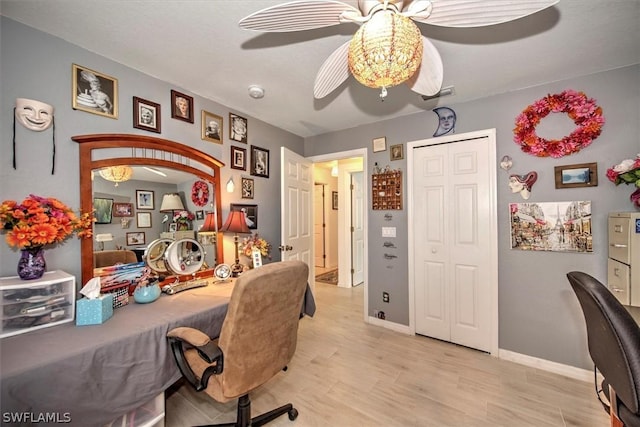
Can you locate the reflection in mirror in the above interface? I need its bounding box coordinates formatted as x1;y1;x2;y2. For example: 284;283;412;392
73;134;224;285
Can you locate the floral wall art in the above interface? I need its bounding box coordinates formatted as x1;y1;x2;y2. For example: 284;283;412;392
510;201;592;253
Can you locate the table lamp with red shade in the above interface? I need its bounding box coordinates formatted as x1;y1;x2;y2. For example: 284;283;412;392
220;210;250;277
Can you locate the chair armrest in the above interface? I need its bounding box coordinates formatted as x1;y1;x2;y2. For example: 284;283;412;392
167;327;224;391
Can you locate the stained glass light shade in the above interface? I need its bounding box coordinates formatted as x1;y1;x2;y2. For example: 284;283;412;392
348;10;423;90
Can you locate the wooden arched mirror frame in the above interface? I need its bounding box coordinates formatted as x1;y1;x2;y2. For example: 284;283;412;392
73;133;224;285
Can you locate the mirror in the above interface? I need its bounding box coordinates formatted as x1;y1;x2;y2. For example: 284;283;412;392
73;134;224;285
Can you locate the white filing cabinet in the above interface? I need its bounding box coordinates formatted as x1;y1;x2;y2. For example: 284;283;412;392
607;212;640;306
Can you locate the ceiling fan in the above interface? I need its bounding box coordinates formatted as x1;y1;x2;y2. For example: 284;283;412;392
239;0;559;100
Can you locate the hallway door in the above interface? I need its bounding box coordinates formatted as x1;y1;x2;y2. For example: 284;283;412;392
351;172;364;285
314;184;326;268
411;130;497;353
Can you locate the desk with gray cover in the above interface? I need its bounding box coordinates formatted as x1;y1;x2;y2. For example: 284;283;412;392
1;282;234;426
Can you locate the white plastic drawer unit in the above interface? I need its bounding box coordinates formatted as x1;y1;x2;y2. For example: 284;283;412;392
0;270;76;338
608;258;631;305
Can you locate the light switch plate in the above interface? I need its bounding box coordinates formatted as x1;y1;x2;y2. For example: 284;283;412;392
382;227;396;238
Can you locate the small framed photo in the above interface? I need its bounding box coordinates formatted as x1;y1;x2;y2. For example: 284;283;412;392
133;96;161;133
198;232;216;246
113;202;133;217
72;64;118;119
169;223;177;232
171;89;194;123
231;146;246;171
230;203;258;229
196;210;205;220
229;113;248;143
332;191;338;210
242;177;254;199
250;145;269;178
136;190;155;210
136;212;152;228
93;198;114;224
554;162;598;189
390;144;404;161
202;110;223;143
126;232;146;246
372;137;386;153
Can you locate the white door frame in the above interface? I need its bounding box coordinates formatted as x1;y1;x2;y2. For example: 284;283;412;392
309;148;369;323
407;129;499;356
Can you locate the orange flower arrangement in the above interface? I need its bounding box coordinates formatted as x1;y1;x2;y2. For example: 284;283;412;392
0;194;94;249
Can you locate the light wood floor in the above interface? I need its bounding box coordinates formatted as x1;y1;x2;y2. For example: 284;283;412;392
165;282;608;426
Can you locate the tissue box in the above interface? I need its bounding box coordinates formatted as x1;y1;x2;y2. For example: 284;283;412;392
76;294;113;326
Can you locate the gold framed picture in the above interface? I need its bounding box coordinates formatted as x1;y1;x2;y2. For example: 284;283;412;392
72;64;118;119
202;110;223;143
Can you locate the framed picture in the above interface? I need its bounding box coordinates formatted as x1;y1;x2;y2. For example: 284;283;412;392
72;64;118;119
136;212;152;228
136;190;155;210
554;162;598;189
231;146;246;170
93;198;114;224
390;144;404;161
372;137;386;152
126;232;146;246
250;145;269;178
230;203;258;229
113;202;133;217
169;223;177;232
171;90;194;123
242;177;254;199
196;210;205;220
197;232;216;246
201;110;223;143
332;191;338;210
229;113;248;143
133;96;161;133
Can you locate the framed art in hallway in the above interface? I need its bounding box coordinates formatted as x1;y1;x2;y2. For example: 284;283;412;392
242;177;254;199
72;64;118;119
229;113;248;143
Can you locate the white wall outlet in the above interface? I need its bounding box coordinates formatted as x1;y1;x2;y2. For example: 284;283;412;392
382;227;396;238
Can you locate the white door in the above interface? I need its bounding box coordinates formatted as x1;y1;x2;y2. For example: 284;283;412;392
412;132;496;353
314;184;326;268
281;147;313;283
351;172;364;285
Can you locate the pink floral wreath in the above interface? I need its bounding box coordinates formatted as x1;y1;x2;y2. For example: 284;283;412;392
191;180;209;207
513;90;605;158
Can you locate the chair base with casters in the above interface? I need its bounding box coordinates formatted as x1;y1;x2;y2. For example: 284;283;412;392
167;261;309;427
567;271;640;427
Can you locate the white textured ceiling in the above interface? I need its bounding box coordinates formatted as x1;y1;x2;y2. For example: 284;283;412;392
2;0;639;138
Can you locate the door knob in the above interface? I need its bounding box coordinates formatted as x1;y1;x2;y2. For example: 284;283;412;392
278;245;293;252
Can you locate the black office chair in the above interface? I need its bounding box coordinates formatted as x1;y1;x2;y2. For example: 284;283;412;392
567;271;640;427
167;260;309;427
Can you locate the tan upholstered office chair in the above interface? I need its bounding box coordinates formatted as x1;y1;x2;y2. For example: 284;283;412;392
167;260;309;427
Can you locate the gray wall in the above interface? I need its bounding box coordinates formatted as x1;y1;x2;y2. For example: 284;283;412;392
0;17;304;279
305;64;640;369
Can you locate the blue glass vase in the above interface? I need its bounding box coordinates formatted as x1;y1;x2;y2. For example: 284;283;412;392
17;246;46;280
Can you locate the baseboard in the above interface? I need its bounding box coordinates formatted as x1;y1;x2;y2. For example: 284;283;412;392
367;316;412;334
499;349;593;382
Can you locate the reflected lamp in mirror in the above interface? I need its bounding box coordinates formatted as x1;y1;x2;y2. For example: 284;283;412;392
95;233;113;251
160;193;185;232
200;212;218;232
99;166;133;187
220;210;250;277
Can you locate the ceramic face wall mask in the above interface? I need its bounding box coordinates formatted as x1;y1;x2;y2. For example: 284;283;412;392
15;98;54;131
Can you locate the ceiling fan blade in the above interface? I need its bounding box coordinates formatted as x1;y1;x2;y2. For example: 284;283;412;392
412;0;559;27
406;36;443;96
239;0;361;32
314;41;351;99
